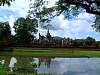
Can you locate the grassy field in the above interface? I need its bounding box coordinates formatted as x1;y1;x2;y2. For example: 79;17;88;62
0;48;100;57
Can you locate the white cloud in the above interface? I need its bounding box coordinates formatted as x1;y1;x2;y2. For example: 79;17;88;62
0;0;33;34
0;0;99;40
38;12;100;40
11;0;30;17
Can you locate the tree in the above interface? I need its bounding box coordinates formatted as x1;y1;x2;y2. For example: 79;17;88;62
1;0;100;16
0;22;12;46
1;0;100;32
72;39;85;47
85;37;96;46
28;0;100;17
13;17;38;46
92;15;100;32
0;0;14;6
0;22;11;37
28;0;100;32
29;0;100;21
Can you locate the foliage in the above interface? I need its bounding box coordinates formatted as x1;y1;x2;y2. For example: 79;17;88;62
0;0;100;32
0;0;15;6
28;0;100;32
72;37;96;47
13;17;38;44
0;22;12;46
29;0;100;20
73;39;85;47
0;22;11;38
85;37;96;46
92;15;100;32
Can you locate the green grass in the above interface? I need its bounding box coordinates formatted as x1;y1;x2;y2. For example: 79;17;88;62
0;48;100;57
0;70;37;75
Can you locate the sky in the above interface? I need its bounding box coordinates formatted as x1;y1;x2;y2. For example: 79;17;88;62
0;0;100;41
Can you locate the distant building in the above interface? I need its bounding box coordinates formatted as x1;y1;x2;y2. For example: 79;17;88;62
33;29;72;47
61;37;72;47
38;29;54;47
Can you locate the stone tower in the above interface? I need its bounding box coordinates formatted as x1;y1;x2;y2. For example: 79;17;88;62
46;29;51;42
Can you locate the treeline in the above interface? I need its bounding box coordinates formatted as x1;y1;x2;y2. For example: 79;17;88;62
0;17;38;47
51;36;100;48
70;37;100;48
0;17;100;48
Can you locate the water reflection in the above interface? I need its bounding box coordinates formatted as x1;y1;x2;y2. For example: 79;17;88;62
9;57;17;72
0;59;5;65
37;58;100;75
0;56;100;75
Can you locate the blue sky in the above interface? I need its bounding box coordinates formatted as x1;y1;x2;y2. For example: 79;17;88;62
0;0;100;41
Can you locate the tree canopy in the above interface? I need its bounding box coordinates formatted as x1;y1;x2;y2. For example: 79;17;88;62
28;0;100;32
13;17;38;44
0;22;11;38
0;0;14;6
27;0;100;16
85;36;96;46
0;22;12;46
0;0;100;15
0;0;100;32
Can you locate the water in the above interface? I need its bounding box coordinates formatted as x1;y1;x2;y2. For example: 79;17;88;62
0;56;100;75
9;57;17;72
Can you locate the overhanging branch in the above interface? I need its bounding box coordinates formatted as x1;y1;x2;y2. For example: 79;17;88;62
64;0;100;16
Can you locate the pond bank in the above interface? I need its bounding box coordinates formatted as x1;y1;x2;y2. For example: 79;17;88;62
0;48;100;57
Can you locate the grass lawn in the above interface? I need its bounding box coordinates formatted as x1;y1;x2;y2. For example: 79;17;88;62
0;48;100;57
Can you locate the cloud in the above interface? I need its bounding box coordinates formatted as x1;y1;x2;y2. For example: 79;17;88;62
0;0;99;40
0;0;32;21
0;0;32;34
37;0;97;40
0;8;19;18
38;12;100;40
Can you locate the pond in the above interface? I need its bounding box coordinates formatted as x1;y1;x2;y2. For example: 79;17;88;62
0;56;100;75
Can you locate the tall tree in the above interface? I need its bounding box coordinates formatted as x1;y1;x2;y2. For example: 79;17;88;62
13;17;38;45
85;37;96;46
0;22;11;38
0;22;12;46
